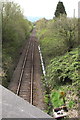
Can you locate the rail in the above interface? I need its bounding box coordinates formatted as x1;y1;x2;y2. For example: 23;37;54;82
16;40;34;105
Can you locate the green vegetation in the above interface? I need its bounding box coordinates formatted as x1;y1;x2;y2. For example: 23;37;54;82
46;48;79;90
1;1;79;117
46;48;79;111
2;2;33;87
36;16;78;65
42;48;79;114
68;100;75;108
54;1;67;17
36;15;79;115
50;90;64;108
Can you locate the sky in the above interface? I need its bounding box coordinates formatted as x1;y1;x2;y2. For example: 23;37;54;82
13;0;79;20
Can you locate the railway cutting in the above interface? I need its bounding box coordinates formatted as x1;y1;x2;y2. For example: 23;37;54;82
8;29;45;110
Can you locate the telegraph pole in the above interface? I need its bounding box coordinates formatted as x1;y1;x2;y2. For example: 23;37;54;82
73;9;75;18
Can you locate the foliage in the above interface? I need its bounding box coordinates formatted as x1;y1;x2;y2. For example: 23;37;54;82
54;1;67;17
44;94;49;104
43;48;79;114
50;90;64;108
36;16;78;65
2;2;33;87
68;100;75;108
53;15;78;52
36;12;79;116
46;48;79;90
50;89;76;109
36;18;47;31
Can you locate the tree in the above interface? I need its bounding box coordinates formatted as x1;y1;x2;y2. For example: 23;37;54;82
53;15;78;52
2;2;33;87
54;1;67;17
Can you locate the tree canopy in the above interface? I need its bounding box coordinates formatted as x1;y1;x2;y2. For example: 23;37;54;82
54;1;67;17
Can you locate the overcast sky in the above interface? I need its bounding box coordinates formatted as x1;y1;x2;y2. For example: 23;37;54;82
13;0;79;19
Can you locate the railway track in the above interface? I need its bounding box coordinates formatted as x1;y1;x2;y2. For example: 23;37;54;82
9;30;45;109
16;37;34;104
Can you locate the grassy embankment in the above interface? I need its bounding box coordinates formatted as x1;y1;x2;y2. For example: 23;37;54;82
2;2;33;87
36;16;80;116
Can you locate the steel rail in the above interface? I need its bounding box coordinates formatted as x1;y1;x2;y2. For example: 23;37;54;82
16;41;31;95
16;39;34;105
30;42;34;104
